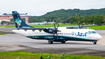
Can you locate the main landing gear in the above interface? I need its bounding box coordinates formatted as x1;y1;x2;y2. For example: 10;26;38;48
61;40;66;43
48;40;66;44
48;40;53;44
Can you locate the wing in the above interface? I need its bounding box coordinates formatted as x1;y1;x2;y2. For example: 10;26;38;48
17;28;47;32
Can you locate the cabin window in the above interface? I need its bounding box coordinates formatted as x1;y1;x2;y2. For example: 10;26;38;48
92;31;97;34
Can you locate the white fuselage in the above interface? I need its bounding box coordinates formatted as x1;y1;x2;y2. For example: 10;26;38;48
12;27;102;41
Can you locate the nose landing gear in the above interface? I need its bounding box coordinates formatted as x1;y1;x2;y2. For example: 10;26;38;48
92;41;97;45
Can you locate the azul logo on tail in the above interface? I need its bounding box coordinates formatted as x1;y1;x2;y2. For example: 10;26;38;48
15;18;22;28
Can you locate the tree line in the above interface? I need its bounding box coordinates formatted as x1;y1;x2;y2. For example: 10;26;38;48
28;15;105;25
29;8;105;25
70;15;105;25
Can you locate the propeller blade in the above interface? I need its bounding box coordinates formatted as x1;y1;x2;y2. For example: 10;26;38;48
57;33;58;39
54;22;56;28
82;23;85;28
78;21;80;28
52;33;55;37
57;24;60;29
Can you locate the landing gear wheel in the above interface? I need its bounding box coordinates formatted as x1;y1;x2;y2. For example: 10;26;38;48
93;41;97;45
61;40;65;44
48;40;53;44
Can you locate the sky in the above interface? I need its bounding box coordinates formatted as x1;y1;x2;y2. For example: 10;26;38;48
0;0;105;16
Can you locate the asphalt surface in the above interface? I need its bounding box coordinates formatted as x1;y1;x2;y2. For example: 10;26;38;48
0;27;105;57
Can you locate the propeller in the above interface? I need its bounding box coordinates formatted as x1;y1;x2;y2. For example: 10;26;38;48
78;21;85;29
52;23;60;39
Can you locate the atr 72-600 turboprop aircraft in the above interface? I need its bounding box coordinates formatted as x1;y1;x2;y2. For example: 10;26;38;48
3;11;102;44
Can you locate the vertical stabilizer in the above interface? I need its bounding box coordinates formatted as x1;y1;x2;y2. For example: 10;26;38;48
12;11;34;28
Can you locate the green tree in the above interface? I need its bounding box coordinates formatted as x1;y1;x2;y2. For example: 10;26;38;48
45;16;57;22
1;21;6;25
93;15;104;25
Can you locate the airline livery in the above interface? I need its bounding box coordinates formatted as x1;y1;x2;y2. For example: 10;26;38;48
4;11;102;44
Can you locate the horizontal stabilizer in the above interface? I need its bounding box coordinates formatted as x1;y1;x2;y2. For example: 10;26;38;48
3;13;12;16
18;28;46;30
3;13;27;16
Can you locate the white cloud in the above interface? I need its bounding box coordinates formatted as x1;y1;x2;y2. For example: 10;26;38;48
0;0;105;16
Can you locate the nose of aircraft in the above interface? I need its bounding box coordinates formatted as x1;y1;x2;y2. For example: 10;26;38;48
97;34;102;39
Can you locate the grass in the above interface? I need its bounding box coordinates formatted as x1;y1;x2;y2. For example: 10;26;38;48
0;33;7;35
0;24;77;27
84;26;105;30
0;51;104;59
0;25;15;27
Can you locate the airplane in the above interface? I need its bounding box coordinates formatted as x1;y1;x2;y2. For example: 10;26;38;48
3;11;102;44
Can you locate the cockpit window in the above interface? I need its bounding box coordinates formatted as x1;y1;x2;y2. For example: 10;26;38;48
92;31;97;34
87;31;97;34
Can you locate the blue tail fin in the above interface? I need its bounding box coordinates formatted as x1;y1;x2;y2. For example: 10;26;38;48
12;11;34;28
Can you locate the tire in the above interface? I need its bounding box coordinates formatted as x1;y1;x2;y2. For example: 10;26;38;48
93;41;97;45
48;40;53;44
61;40;65;43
